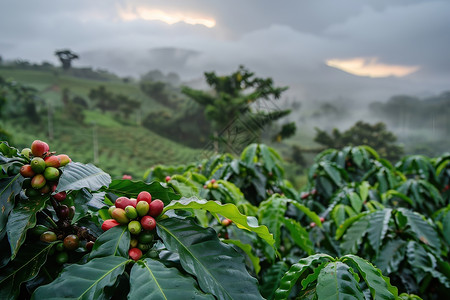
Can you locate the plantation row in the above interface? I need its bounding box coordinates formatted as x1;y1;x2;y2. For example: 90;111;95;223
0;140;448;299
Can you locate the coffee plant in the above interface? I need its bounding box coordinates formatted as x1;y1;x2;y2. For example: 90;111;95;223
1;140;448;299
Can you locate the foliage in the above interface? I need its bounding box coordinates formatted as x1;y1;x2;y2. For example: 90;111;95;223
1;138;449;299
314;121;404;162
182;65;295;151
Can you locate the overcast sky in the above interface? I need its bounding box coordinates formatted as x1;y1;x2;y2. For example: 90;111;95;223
1;0;449;102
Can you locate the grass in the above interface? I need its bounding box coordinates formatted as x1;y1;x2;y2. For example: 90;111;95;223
0;66;203;179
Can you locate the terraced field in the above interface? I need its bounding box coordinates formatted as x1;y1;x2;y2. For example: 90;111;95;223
0;67;202;178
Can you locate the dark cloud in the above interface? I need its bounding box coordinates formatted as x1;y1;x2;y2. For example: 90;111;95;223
0;0;448;102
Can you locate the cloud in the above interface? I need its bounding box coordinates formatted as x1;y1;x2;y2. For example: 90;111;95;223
0;0;449;103
325;57;420;78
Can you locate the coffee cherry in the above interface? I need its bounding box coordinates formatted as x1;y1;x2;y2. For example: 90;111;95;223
128;221;142;235
129;248;142;261
44;156;61;168
55;251;69;264
148;200;164;218
101;219;120;231
136;201;149;217
31;140;49;157
63;234;80;251
141;216;156;231
111;208;130;224
53;191;67;202
40;231;57;242
57;154;71;166
20;165;35;178
137;191;152;205
85;241;95;252
30;157;46;173
31;174;46;189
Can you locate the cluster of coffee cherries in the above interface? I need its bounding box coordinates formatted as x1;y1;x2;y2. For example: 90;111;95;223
19;140;70;200
36;225;94;264
203;178;219;189
101;191;164;261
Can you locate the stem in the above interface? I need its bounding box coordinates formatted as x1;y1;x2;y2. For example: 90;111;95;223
40;211;58;229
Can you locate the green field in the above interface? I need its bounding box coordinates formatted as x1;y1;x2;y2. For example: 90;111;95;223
0;67;202;179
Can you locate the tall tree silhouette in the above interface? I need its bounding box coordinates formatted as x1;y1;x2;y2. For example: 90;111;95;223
55;49;79;70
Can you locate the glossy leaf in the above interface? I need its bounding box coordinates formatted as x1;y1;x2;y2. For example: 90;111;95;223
128;258;214;300
56;162;111;193
0;175;21;233
164;197;274;246
398;208;441;254
6;196;48;259
406;241;450;288
222;239;261;274
0;241;55;300
316;261;364;300
375;239;407;274
260;261;288;300
340;215;369;254
259;195;287;259
274;254;333;300
343;254;397;300
367;209;392;254
32;256;129;299
282;218;314;255
89;225;130;260
157;217;264;300
287;199;322;227
241;143;258;165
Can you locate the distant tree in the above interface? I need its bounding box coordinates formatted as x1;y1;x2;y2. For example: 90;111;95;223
182;65;295;152
117;95;141;119
314;121;403;162
88;86;114;113
54;49;79;70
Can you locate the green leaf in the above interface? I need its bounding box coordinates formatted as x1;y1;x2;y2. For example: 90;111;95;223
316;261;364;300
105;180;180;205
282;218;314;255
274;254;333;300
287;199;322;227
335;212;369;240
398;208;441;255
89;225;130;260
260;261;288;300
374;239;407;274
260;144;276;172
72;189;93;224
128;258;214;300
340;215;369;254
157;217;264;300
332;204;347;226
0;241;55;300
343;254;397;300
164;197;274;246
32;256;129;299
0;175;22;233
56;162;111;193
221;239;261;274
241;143;258;165
6;197;48;259
321;161;343;187
259;195;287;260
406;241;450;288
359;182;370;202
367;209;392;254
349;192;363;213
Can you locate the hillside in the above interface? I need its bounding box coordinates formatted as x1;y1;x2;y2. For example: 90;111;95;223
0;66;202;178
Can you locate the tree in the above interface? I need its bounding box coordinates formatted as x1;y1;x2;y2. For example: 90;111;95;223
314;121;403;162
54;49;79;70
182;65;295;153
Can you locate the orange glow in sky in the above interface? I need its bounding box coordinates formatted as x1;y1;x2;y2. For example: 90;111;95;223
325;57;419;78
118;7;216;28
